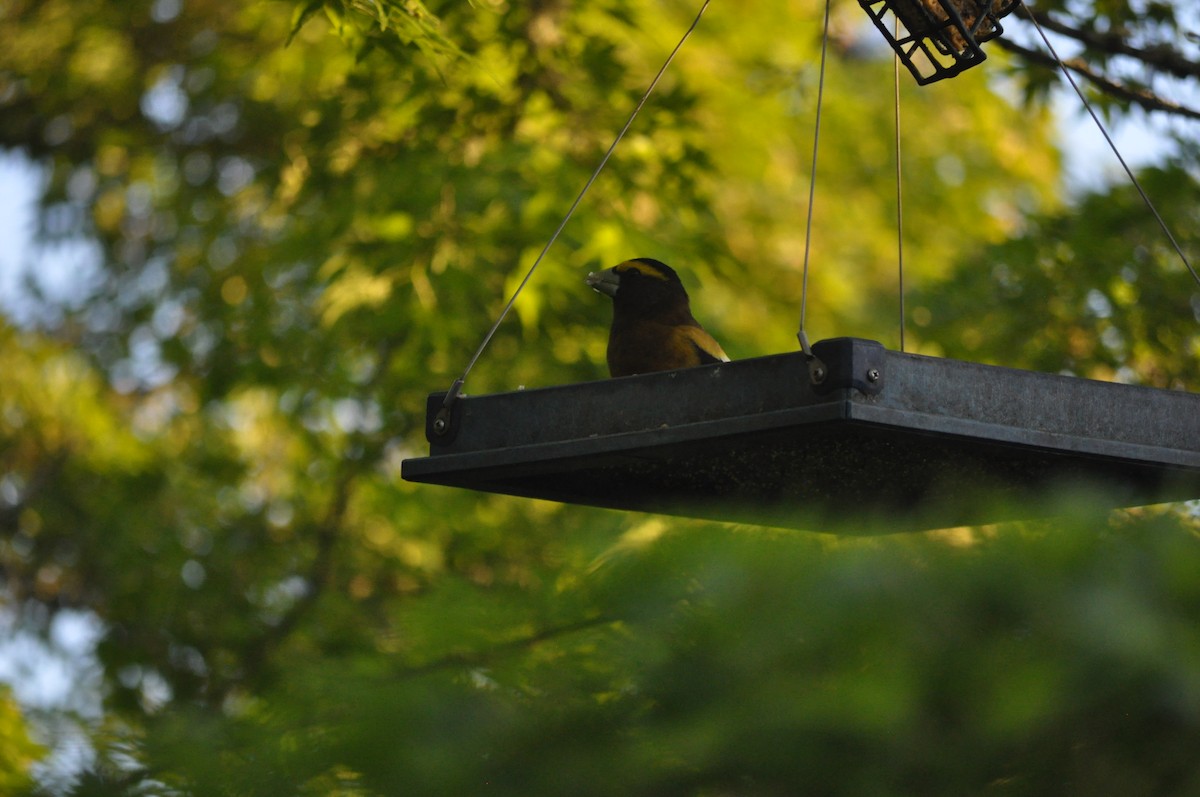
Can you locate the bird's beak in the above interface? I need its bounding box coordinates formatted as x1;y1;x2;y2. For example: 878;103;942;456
585;267;620;298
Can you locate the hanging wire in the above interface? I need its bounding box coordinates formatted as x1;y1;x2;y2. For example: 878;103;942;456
797;0;833;357
893;14;906;353
1020;1;1199;291
440;0;713;412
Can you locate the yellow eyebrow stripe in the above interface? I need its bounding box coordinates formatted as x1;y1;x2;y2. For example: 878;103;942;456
615;260;669;281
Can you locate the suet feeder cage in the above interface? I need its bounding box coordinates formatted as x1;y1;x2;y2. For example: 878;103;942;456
859;0;1018;84
402;339;1200;533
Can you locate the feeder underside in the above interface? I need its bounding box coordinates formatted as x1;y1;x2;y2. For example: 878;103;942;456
402;338;1200;533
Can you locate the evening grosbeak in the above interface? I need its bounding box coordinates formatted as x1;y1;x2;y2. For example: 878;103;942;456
586;257;729;377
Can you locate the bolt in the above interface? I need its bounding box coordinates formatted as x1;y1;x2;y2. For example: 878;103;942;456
433;417;448;435
867;368;881;383
811;365;826;383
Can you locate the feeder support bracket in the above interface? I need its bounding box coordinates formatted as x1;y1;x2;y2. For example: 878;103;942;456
808;337;886;396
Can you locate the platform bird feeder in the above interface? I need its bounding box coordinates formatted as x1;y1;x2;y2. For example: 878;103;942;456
402;338;1200;533
859;0;1018;84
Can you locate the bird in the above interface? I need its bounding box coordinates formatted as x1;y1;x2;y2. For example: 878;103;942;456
585;257;729;378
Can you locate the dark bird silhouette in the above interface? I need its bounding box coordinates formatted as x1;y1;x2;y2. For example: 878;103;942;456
586;257;729;378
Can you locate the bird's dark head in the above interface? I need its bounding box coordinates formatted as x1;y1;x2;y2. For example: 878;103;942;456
585;258;690;317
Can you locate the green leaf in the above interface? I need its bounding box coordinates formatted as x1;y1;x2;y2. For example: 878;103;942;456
286;0;326;47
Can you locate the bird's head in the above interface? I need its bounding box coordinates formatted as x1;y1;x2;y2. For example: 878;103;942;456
585;258;690;315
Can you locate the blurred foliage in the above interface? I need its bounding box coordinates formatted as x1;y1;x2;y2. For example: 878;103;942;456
996;0;1200;123
0;687;43;794
143;512;1200;796
913;164;1200;387
0;0;1196;793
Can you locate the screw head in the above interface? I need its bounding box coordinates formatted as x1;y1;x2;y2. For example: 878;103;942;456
433;417;448;435
811;365;826;383
867;368;881;383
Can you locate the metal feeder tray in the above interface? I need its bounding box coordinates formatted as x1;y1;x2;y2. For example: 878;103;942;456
402;338;1200;533
859;0;1018;84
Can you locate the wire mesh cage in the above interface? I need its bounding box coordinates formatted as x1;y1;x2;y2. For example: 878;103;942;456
860;0;1018;84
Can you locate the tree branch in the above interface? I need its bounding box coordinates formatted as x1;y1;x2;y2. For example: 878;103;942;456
1015;6;1200;82
236;339;402;690
397;614;619;679
995;38;1200;121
